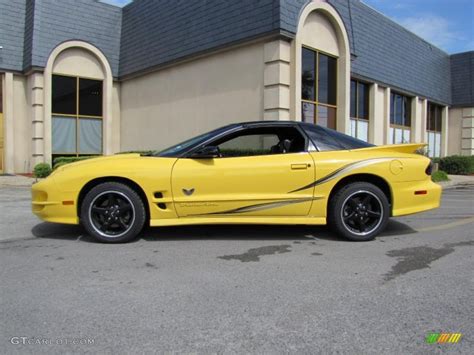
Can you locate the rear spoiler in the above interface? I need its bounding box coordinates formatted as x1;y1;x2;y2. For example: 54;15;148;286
354;143;427;154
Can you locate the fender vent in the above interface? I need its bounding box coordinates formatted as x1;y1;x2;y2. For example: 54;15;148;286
157;203;166;210
154;192;163;199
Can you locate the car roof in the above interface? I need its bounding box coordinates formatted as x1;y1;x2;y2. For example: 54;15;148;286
236;121;300;128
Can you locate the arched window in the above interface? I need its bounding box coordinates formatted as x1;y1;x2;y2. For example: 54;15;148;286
295;2;350;134
51;74;103;159
44;41;114;166
301;47;337;129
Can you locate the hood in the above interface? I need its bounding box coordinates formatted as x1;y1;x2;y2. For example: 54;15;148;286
54;154;141;173
354;143;427;154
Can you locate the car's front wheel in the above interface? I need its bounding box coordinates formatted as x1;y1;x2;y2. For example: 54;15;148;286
81;182;146;243
328;182;389;241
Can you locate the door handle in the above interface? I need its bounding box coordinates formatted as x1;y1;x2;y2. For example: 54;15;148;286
291;164;309;170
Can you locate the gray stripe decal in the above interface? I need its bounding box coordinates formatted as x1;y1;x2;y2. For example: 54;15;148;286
289;158;396;193
190;197;323;216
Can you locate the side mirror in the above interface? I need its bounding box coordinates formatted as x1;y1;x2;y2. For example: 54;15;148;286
190;146;221;159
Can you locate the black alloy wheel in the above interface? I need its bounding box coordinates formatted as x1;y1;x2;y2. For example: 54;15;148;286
81;182;146;243
328;182;389;241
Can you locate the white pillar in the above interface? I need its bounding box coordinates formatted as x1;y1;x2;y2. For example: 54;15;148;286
440;106;449;157
383;87;391;145
420;99;427;143
461;107;474;156
411;96;422;143
3;72;15;174
263;40;291;120
368;83;384;145
28;72;45;166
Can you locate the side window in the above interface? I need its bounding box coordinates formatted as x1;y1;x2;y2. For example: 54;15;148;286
303;124;344;151
209;127;307;157
218;134;279;157
302;123;374;151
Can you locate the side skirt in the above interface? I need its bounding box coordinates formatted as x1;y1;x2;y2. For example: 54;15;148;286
150;216;327;227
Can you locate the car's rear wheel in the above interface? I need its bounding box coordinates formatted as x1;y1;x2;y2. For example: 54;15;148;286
81;182;146;243
328;182;389;241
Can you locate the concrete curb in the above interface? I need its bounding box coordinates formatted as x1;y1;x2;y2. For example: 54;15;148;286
0;175;37;187
438;175;474;190
439;182;474;190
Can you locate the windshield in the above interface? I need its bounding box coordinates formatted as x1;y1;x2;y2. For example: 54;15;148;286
156;125;236;157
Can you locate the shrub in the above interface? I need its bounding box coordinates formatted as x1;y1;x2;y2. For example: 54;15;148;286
53;156;97;169
431;170;449;183
33;163;52;178
437;155;474;175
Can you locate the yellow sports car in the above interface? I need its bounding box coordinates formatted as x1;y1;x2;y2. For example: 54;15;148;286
32;121;441;243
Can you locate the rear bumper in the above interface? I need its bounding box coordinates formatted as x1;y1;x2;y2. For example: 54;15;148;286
32;178;79;225
391;179;442;217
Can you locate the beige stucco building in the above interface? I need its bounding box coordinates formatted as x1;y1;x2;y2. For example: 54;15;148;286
0;0;473;174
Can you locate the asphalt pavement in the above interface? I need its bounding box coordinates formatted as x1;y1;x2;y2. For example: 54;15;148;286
0;184;473;354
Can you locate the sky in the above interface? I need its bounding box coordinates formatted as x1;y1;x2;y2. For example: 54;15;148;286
102;0;474;54
101;0;131;7
362;0;474;53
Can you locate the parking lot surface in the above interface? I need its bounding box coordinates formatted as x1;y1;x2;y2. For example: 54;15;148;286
0;185;473;354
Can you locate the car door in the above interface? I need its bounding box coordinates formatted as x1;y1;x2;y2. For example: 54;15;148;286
171;126;316;217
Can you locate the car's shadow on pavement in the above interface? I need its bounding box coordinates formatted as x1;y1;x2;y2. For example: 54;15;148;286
31;219;417;244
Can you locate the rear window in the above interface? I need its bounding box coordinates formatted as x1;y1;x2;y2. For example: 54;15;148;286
301;123;374;151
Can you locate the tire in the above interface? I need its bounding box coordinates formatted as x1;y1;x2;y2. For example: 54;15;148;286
328;182;389;241
80;182;146;243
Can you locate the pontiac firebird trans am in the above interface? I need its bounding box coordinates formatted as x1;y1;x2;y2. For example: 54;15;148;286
32;121;441;243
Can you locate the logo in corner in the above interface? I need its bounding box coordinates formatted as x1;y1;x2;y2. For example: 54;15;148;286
425;333;462;344
182;188;195;196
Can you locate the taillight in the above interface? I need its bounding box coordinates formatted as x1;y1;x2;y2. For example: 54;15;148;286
425;161;434;176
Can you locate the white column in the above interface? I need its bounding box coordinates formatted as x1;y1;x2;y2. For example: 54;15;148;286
420;99;428;143
411;96;422;143
461;107;474;156
28;72;45;166
3;72;15;174
383;87;391;145
263;40;291;120
368;83;384;145
440;106;449;157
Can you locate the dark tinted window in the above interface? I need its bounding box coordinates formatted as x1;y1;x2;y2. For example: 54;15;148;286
325;128;375;149
350;80;357;118
302;124;344;151
317;105;337;130
318;54;337;105
302;48;315;101
157;125;236;157
302;102;315;124
302;123;374;151
357;82;369;119
52;75;77;115
79;79;102;116
427;102;442;132
390;92;411;127
211;126;306;157
350;79;369;120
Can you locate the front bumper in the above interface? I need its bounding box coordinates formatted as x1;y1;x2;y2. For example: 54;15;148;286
32;178;79;225
391;179;442;217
